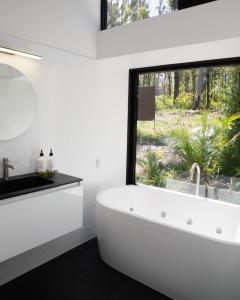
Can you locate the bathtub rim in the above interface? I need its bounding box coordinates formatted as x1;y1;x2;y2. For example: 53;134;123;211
96;184;240;247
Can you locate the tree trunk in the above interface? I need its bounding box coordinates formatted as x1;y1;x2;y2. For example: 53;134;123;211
155;73;160;87
206;71;210;109
184;71;190;93
192;69;196;96
192;68;207;110
174;71;180;106
121;0;128;24
168;72;172;96
143;74;148;86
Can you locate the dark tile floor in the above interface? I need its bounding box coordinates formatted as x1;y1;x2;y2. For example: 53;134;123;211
0;238;171;300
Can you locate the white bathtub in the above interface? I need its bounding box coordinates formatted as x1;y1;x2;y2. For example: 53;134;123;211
96;185;240;300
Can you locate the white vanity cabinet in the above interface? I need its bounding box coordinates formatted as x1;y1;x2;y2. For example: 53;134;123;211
0;184;83;263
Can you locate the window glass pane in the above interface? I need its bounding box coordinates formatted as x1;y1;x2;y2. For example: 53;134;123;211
136;65;240;205
107;0;178;29
106;0;216;29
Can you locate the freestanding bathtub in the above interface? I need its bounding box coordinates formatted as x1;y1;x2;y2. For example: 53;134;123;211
96;185;240;300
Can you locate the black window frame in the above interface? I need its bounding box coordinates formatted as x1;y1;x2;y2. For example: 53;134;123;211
101;0;217;31
101;0;108;31
126;57;240;185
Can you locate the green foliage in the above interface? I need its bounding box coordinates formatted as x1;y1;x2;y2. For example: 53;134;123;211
123;3;134;23
108;0;178;28
170;117;207;172
138;5;149;19
175;93;194;109
107;1;121;27
122;0;149;24
156;93;194;111
170;112;240;175
136;65;240;192
168;0;178;10
155;95;173;111
137;122;164;145
38;170;56;179
216;79;240;176
138;152;167;187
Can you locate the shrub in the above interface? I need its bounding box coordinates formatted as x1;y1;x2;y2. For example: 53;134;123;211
175;93;194;110
170;111;240;176
155;93;194;111
218;81;240;176
137;152;177;188
156;95;174;111
138;152;166;187
137;121;165;146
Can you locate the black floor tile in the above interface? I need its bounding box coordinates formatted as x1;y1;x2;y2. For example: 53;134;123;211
0;238;171;300
118;281;170;300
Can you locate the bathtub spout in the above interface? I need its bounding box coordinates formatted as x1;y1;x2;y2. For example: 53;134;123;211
190;163;201;196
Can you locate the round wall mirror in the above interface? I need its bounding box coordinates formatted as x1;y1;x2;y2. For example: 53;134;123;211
0;64;36;140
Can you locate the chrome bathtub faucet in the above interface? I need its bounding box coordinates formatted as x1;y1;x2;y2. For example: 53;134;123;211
190;163;201;197
2;158;14;181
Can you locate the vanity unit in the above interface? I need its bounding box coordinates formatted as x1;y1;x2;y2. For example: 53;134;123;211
0;172;83;263
0;62;84;285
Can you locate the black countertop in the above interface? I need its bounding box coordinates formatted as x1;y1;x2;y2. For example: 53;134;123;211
0;172;83;201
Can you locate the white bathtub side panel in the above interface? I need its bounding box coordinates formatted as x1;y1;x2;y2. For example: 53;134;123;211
97;204;240;300
0;186;83;262
98;186;240;242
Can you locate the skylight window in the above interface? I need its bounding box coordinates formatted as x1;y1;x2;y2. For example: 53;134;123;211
101;0;216;30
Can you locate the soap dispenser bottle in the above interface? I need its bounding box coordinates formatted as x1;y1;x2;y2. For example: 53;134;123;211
37;149;46;173
47;149;55;172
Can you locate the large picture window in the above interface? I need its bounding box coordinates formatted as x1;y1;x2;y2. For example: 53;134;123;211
101;0;216;30
127;58;240;204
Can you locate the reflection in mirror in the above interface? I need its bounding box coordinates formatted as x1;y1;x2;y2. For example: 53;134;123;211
0;64;36;140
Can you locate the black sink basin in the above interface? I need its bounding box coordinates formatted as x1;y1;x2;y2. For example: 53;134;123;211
0;176;54;195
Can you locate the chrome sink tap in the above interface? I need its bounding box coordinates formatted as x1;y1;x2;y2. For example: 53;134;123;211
2;158;14;181
190;163;201;196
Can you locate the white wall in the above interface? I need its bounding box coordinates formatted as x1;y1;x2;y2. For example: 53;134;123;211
0;0;100;58
0;0;101;243
98;0;240;59
0;1;240;246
